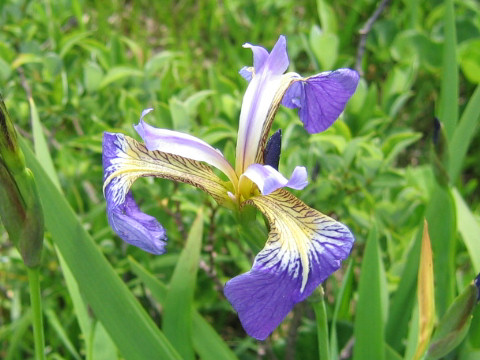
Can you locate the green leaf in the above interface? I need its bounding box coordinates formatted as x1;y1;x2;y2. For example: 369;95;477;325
426;279;479;359
20;139;181;360
448;85;480;183
381;132;422;165
459;39;480;84
354;226;385;360
309;25;338;70
385;229;422;351
425;183;456;317
98;66;144;89
453;188;480;273
437;0;459;138
129;257;238;360
163;209;204;360
329;260;354;360
29;97;61;189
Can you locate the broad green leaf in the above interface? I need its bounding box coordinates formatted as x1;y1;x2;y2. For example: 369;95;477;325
458;39;480;84
453;188;480;273
10;54;43;69
129;257;238;360
309;25;338;70
169;97;191;131
98;66;144;89
316;0;338;33
163;209;204;360
413;219;435;360
184;90;215;116
426;183;456;317
59;31;93;58
448;85;480;183
382;132;422;166
354;226;385;360
20;140;181;360
437;0;458;138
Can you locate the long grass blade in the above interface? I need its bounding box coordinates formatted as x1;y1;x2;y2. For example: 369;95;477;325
128;256;239;360
20;139;181;360
353;226;385;360
163;209;203;360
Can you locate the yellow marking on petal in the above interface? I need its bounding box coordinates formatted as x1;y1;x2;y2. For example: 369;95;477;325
245;189;348;293
104;134;231;206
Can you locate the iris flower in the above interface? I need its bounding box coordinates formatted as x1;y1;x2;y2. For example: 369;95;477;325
103;35;358;340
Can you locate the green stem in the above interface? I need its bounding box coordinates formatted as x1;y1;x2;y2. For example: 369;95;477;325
312;286;330;360
27;267;45;360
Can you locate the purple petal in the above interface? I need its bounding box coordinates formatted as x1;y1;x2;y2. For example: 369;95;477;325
265;35;289;75
107;191;167;255
282;68;359;133
242;164;308;195
239;66;253;82
242;43;269;73
103;132;167;254
224;190;354;340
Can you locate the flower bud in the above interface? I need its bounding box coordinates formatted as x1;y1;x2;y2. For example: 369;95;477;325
0;97;44;267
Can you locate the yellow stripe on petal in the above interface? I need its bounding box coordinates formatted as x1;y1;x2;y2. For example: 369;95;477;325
245;189;354;292
224;189;353;339
103;133;231;206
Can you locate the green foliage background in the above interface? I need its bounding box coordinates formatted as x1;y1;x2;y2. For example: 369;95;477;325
0;0;479;359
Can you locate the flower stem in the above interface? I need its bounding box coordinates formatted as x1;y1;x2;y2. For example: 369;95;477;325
27;267;45;360
312;286;330;360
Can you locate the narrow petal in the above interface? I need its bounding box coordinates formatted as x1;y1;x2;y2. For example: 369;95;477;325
134;109;238;187
103;132;231;252
241;164;307;195
282;69;359;133
235;36;292;174
224;189;354;340
242;43;269;73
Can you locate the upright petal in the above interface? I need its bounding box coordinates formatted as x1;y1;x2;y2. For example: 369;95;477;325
135;109;238;187
224;189;354;340
241;164;308;195
235;36;291;174
282;69;359;133
103;132;231;252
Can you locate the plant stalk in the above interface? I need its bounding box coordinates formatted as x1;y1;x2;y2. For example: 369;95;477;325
27;267;45;360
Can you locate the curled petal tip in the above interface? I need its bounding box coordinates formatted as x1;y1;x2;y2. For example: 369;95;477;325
141;108;154;120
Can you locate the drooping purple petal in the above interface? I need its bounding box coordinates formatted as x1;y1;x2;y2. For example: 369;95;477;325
107;191;167;255
242;164;307;195
224;189;354;340
103;132;167;254
282;68;359;133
